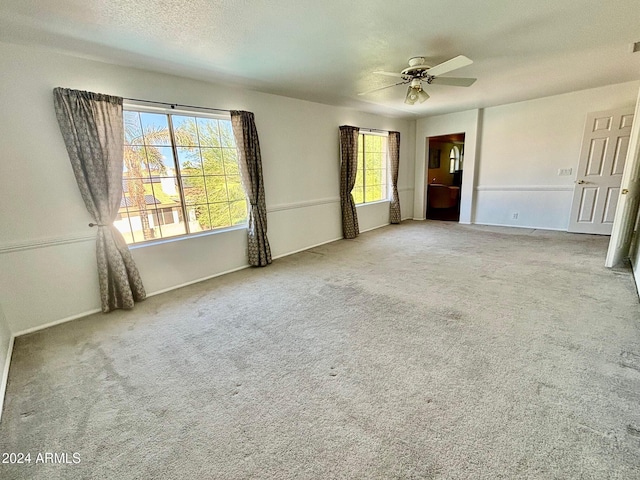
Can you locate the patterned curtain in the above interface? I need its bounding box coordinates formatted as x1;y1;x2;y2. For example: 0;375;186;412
230;111;272;267
388;131;402;224
53;88;146;312
339;125;360;239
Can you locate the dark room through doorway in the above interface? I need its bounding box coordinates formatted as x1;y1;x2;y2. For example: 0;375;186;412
426;133;465;221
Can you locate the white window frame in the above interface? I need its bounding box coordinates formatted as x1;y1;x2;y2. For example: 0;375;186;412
355;130;390;205
120;102;247;247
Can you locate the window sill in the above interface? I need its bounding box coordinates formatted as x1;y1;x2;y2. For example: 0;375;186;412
355;199;390;207
128;224;247;250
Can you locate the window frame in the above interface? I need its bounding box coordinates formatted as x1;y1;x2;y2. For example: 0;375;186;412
120;102;247;247
354;130;390;206
449;145;461;174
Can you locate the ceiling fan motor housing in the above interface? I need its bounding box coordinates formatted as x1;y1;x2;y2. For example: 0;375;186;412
402;57;432;78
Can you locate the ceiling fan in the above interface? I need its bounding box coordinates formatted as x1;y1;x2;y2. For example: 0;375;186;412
359;55;477;105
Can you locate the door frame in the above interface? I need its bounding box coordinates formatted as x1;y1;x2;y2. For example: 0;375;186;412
413;109;481;223
606;87;640;267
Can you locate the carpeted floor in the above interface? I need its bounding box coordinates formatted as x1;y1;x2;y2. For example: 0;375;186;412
1;221;640;479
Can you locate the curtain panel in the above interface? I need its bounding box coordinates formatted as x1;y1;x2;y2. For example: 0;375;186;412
53;88;146;312
230;111;272;267
388;131;401;224
339;125;360;239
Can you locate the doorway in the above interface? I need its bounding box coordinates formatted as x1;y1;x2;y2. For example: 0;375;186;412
426;133;465;221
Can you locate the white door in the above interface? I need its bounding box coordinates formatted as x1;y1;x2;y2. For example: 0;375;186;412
568;107;634;234
606;91;640;268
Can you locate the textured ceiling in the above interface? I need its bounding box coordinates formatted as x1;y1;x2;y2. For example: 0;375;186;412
1;0;639;118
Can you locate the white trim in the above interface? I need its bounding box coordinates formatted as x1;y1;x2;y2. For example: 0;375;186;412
272;222;394;260
14;308;102;337
0;226;249;254
472;221;567;232
123;102;230;120
399;187;414;192
631;257;640;302
144;264;250;297
272;236;344;259
1;194;417;253
356;199;390;207
10;222;396;337
476;185;574;192
128;225;246;250
360;222;391;234
0;233;95;254
12;264;253;337
359;129;389;137
267;197;340;213
0;335;15;424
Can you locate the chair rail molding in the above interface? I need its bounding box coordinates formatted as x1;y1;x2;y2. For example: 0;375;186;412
0;233;95;254
476;185;574;192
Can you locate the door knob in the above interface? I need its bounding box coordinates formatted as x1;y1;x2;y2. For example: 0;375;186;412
622;189;629;194
576;180;586;184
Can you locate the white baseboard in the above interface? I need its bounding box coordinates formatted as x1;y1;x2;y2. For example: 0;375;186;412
0;335;15;424
14;233;378;337
12;221;402;339
272;236;343;259
13;237;360;340
14;309;102;337
360;222;391;234
13;265;254;338
471;221;567;232
146;264;251;298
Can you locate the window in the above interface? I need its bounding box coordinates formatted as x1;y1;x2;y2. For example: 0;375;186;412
449;145;461;173
116;107;247;244
353;133;388;204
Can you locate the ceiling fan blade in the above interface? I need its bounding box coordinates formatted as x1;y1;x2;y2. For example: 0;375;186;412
373;71;406;78
426;55;473;77
430;76;477;87
358;80;408;96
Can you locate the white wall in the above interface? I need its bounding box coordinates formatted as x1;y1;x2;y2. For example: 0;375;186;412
475;82;639;229
0;303;13;422
0;41;415;333
414;81;640;229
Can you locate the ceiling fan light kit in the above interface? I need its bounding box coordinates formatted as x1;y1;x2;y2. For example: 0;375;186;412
361;54;477;106
404;78;430;105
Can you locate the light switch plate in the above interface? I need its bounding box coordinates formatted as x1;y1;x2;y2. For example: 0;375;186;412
558;168;572;176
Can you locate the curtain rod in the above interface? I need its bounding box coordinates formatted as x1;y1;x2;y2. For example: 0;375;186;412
359;127;391;134
122;97;231;114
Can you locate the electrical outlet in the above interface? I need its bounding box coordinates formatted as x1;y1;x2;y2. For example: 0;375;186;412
558;168;573;176
512;212;519;220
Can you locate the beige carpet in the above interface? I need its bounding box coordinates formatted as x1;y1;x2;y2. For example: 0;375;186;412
1;221;640;479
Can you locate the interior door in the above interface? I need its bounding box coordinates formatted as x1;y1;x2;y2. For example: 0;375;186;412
568;107;634;234
606;92;640;268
